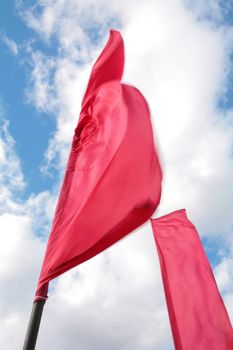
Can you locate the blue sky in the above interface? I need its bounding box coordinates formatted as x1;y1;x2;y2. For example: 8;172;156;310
0;1;56;196
0;1;233;349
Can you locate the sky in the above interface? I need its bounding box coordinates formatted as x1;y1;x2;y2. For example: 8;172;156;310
0;0;233;349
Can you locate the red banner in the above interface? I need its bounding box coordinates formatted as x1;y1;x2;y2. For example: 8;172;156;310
151;209;233;349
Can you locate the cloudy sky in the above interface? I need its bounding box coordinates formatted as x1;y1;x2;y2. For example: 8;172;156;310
0;0;233;349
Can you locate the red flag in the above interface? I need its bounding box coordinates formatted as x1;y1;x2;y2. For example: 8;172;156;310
35;30;162;301
151;209;233;350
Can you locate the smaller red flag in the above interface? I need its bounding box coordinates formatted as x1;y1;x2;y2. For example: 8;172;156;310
151;209;233;350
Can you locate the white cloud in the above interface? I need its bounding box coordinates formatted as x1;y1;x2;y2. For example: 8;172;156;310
0;104;55;348
214;256;233;324
25;50;57;113
184;0;232;25
118;1;233;237
0;108;25;212
1;0;233;349
0;212;46;350
1;36;18;55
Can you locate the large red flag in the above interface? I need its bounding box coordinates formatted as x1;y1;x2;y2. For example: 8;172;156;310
151;209;233;350
35;30;162;301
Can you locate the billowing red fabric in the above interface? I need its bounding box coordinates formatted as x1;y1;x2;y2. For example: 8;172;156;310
151;209;233;350
35;30;162;301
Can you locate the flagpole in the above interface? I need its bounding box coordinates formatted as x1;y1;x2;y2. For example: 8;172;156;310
22;300;45;350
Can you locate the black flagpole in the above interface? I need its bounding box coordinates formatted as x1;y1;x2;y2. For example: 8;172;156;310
22;300;45;350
